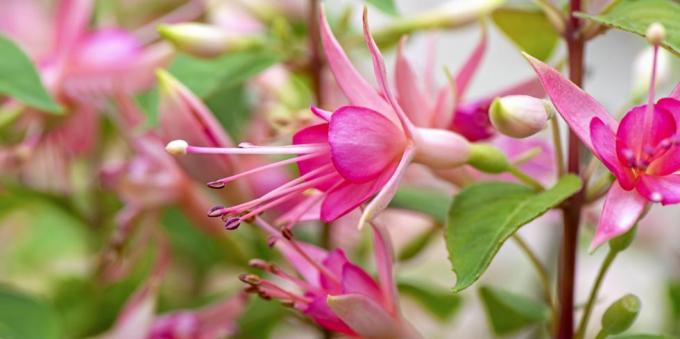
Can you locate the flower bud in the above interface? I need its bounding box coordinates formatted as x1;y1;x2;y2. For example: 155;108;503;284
467;144;510;174
609;224;637;253
600;294;641;336
158;23;260;58
645;22;666;45
490;95;551;139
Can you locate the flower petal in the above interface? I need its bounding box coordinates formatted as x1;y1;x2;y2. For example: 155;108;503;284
304;297;355;336
320;165;396;222
524;53;617;151
341;263;383;303
395;38;431;126
616;104;676;163
54;0;92;54
320;249;350;294
657;97;680;128
326;294;406;339
319;7;392;115
590;182;647;251
637;174;680;205
329;106;405;183
590;118;636;189
370;222;397;314
358;146;416;228
276;241;328;287
454;24;487;101
488;77;545;98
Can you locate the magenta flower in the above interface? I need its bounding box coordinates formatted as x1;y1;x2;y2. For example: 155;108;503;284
167;8;472;227
526;46;680;249
242;217;420;338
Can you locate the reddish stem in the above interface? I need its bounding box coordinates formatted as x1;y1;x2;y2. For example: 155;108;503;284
557;0;585;338
308;0;324;106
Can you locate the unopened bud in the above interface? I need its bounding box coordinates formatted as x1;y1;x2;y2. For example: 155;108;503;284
645;22;666;45
467;144;510;174
609;224;637;253
600;294;641;335
165;140;188;156
490;95;551;139
158;23;261;58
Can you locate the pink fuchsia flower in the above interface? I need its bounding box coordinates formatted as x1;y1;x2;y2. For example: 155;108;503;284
242;217;420;338
166;8;473;228
525;28;680;250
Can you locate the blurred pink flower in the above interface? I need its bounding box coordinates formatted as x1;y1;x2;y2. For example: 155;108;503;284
526;46;680;249
242;217;420;338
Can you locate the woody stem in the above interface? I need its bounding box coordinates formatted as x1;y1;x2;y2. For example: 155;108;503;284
556;0;585;338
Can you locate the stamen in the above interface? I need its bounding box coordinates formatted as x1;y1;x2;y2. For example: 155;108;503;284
224;217;241;230
650;192;663;202
186;143;328;156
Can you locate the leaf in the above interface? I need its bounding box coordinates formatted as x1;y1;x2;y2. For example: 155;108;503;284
398;280;462;320
168;51;279;99
479;285;550;335
236;298;286;339
447;175;582;292
577;0;680;54
0;286;61;339
390;187;451;223
610;335;674;339
492;6;559;61
0;35;62;113
364;0;399;16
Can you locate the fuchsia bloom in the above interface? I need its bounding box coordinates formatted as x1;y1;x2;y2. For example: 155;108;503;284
242;217;420;338
168;8;472;228
526;43;680;249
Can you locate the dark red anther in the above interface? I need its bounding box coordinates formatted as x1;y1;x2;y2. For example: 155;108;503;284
208;206;224;217
207;181;226;189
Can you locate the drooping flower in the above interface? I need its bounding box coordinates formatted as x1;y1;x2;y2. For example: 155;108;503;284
525;24;680;249
166;8;475;228
241;217;420;338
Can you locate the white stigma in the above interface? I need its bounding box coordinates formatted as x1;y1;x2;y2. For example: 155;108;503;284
166;139;189;156
646;23;666;45
650;192;663;203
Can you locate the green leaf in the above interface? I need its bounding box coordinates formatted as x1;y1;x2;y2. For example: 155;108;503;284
168;51;279;99
492;6;559;61
479;285;550;335
364;0;399;16
398;280;462;320
390;187;451;223
236;298;286;339
610;335;674;339
447;175;582;292
0;286;61;339
0;35;62;113
577;0;680;54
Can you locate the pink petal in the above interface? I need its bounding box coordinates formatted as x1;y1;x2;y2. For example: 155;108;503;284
292;123;336;190
358;146;416;227
276;241;328;287
395;39;431;126
341;263;383;303
370;223;397;314
54;0;92;55
318;7;392;115
329;106;405;183
488;77;546;99
362;9;416;136
616;104;676;163
320;249;350;294
454;24;487;101
590;118;636;190
310;106;332;121
326;294;404;339
321;165;397;222
0;0;53;59
657;97;680;127
70;29;141;72
590;182;647;251
304;297;355;335
524;54;617;151
636;174;680;205
450;98;495;141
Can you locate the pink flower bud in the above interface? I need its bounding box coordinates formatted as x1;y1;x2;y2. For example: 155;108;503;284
489;95;551;138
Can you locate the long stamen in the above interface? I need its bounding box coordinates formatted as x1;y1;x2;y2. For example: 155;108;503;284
187;143;327;155
207;152;324;188
640;23;665;156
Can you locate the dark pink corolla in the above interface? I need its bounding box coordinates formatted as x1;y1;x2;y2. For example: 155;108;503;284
526;42;680;249
167;8;472;228
241;217;419;338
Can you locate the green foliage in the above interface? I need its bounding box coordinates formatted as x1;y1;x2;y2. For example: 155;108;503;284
0;35;62;113
235;298;286;339
0;286;61;339
492;6;559;61
364;0;399;16
610;335;674;339
398;280;462;320
479;285;550;335
447;175;582;292
578;0;680;54
390;187;452;224
600;294;641;336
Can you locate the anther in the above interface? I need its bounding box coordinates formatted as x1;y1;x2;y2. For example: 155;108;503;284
207;181;226;189
239;274;262;285
281;228;294;240
224;217;241;230
165;140;188;156
207;206;224;217
650;192;663;203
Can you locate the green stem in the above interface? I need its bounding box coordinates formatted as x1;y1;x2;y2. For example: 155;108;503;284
574;250;618;339
551;117;565;178
512;235;556;313
507;166;545;191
